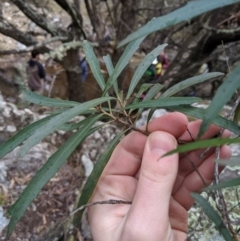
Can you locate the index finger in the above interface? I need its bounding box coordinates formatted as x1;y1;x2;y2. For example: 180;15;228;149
103;112;188;176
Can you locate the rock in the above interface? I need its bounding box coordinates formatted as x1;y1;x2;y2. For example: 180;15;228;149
135;108;168;128
0;163;7;183
81;155;94;177
0;207;9;233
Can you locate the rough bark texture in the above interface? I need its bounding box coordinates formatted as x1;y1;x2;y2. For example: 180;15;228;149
84;0;105;42
62;48;85;102
10;0;67;37
112;0;139;89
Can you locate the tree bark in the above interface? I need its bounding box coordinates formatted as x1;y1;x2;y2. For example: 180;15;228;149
0;20;37;46
10;0;67;37
84;0;105;42
62;48;85;102
112;0;139;89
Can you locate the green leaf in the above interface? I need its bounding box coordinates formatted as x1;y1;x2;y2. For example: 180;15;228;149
161;72;224;98
143;84;165;102
137;83;164;116
199;64;240;138
128;83;154;116
0;115;56;159
168;105;240;136
126;44;167;99
205;177;240;191
216;157;240;167
59;115;100;131
102;54;115;112
103;37;146;96
135;83;153;98
59;115;110;131
146;108;156;128
73;130;127;224
164;137;240;156
6;115;103;238
125;97;201;109
103;54;114;76
18;97;113;157
191;193;234;241
83;40;106;91
118;0;240;48
234;102;240;123
20;90;79;107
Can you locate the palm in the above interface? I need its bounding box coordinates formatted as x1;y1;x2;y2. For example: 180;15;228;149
88;113;231;241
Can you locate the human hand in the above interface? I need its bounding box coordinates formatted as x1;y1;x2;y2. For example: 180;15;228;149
88;112;231;241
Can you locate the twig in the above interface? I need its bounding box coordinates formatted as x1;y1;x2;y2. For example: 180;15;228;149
69;199;132;217
185;154;207;186
0;36;68;55
221;41;231;74
211;45;240;239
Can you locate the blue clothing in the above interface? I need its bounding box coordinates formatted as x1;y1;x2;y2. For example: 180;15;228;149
80;57;88;82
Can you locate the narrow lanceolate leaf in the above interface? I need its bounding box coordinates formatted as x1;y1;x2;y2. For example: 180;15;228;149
127;44;167;99
118;0;240;48
59;115;98;131
161;72;223;98
18;97;113;157
73;130;127;224
83;40;106;90
164;137;240;156
0;115;56;159
103;55;114;76
143;84;164;102
125;97;201;109
234;102;240;123
168;106;240;136
103;37;146;96
128;83;154;116
20;90;79;107
6;115;103;238
137;84;164;115
136;83;153;98
216;157;240;167
191;193;234;241
205;177;240;191
199;64;240;138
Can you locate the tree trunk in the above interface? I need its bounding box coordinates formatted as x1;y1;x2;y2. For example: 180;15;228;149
112;0;139;90
62;48;85;102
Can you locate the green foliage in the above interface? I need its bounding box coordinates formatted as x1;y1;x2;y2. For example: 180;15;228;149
161;72;224;98
73;130;127;224
191;193;234;241
205;177;240;191
199;64;240;137
2;1;240;239
20;90;79;107
168;106;240;135
164;138;240;156
125;97;201;109
103;36;145;96
127;44;167;99
83;40;106;91
118;0;240;48
18;97;113;157
6;115;103;239
0;115;56;159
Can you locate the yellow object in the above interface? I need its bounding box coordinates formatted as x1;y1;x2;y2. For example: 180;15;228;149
156;63;162;75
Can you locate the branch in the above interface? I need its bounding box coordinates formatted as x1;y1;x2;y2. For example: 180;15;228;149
0;36;68;55
135;3;186;12
54;0;86;38
0;20;37;46
10;0;67;37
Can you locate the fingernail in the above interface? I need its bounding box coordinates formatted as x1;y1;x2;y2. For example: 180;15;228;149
149;132;177;155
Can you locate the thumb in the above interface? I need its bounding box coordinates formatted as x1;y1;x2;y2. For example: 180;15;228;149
125;131;179;238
